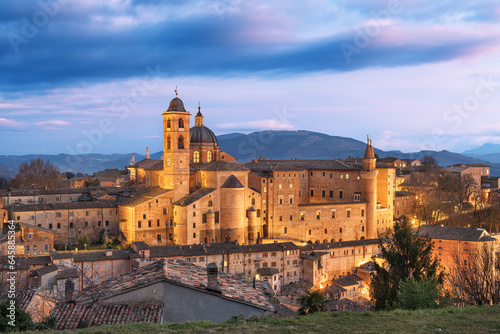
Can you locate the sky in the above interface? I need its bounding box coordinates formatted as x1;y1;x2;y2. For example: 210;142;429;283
1;0;500;156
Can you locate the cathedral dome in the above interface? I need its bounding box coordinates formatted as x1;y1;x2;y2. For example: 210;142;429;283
190;125;218;146
167;97;186;112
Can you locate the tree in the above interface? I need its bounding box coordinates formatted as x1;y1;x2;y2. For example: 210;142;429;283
7;158;64;189
394;277;440;310
460;173;476;206
0;300;32;332
83;177;100;188
298;290;329;315
370;218;444;310
449;243;499;306
78;235;91;250
421;155;438;171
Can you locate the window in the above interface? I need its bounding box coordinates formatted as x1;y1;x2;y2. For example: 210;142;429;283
214;212;220;223
279;216;283;221
44;245;48;251
340;227;343;233
284;227;287;234
69;212;74;217
148;221;152;227
178;135;184;149
26;246;30;252
120;261;124;267
300;212;305;221
290;215;293;221
354;193;361;201
193;223;196;228
143;214;146;219
331;210;336;219
347;210;351;218
85;211;89;216
56;212;61;218
167;136;171;149
279;198;283;205
310;189;314;197
289;197;293;204
325;228;327;234
166;119;171;129
193;151;200;163
98;221;102;226
339;190;344;199
361;209;365;217
49;223;53;229
322;190;326;197
208;200;213;207
85;221;88;227
316;211;321;220
207;151;212;162
362;226;365;232
157;220;160;227
28;233;33;239
105;221;109;226
308;230;312;235
57;223;61;229
138;221;142;228
193;233;196;239
70;222;74;228
178;118;184;128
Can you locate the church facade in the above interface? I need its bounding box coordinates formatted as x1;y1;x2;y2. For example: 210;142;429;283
120;94;395;246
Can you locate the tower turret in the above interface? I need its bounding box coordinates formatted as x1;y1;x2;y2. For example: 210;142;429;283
360;135;378;239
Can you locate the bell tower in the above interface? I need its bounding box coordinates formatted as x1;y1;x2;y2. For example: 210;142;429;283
162;89;191;201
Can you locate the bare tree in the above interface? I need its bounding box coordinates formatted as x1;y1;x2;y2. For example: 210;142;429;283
7;158;64;189
449;243;500;306
460;173;476;207
421;155;439;171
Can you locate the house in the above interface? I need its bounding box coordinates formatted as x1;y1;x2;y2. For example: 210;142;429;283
0;289;56;323
50;259;275;326
419;225;499;272
333;274;364;298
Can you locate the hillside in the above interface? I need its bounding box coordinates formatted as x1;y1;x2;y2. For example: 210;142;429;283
2;131;500;179
28;305;500;334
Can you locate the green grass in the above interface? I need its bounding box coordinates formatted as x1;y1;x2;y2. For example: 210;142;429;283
30;305;500;334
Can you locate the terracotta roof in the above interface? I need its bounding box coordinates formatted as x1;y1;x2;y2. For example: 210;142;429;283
75;259;275;312
419;225;496;242
53;249;140;263
128;158;163;170
57;268;79;279
18;222;57;234
324;284;347;294
395;191;414;197
131;241;149;250
4;200;117;212
118;187;171;207
300;238;385;251
258;268;279;276
35;264;59;276
246;159;358;171
191;161;248;171
334;274;363;287
221;175;244;189
50;302;164;329
173;188;216;206
0;290;37;311
148;241;299;258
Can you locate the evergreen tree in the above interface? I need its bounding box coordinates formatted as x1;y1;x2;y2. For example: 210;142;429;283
298;290;329;315
370;218;444;310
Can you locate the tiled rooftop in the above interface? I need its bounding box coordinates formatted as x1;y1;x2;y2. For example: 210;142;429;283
173;188;216;206
50;302;164;329
4;199;118;212
334;274;363;287
75;259;275;312
300;238;384;251
118;187;171;207
419;225;496;242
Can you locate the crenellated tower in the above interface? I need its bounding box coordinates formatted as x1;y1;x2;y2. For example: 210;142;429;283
360;136;378;239
162;90;191;202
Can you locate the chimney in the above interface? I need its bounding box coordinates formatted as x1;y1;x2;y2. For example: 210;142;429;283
162;258;168;277
65;278;74;302
206;263;221;293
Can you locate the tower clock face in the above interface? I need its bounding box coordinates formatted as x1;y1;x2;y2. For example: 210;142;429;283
166;156;172;167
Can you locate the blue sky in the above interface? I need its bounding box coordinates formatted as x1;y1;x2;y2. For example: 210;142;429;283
1;0;500;155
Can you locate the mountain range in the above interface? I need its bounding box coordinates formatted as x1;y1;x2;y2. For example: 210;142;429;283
1;130;499;179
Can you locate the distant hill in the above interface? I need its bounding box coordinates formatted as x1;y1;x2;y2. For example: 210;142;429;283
217;130;384;161
462;143;500;164
2;130;500;179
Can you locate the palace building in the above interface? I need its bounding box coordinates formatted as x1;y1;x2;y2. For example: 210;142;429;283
121;93;396;246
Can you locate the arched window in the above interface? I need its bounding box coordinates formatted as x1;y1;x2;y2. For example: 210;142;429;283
193;151;200;163
167;136;171;149
178;118;184;128
207;151;212;163
166;119;171;129
178;136;184;149
225;235;231;242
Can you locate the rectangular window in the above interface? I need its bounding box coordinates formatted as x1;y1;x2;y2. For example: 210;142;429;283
69;212;74;217
157;220;160;227
331;210;336;219
208;200;213;207
214;212;219;223
138;221;142;228
339;190;344;199
347;210;351;218
316;211;321;220
310;189;314;197
49;223;53;229
98;221;102;226
105;221;109;226
56;212;61;218
57;223;61;229
361;209;365;217
86;211;89;216
202;214;207;224
163;208;167;215
193;233;196;239
300;212;305;221
193;223;196;228
148;221;152;227
85;221;88;227
70;222;74;228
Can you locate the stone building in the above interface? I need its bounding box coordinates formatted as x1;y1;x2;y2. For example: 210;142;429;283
120;93;397;246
